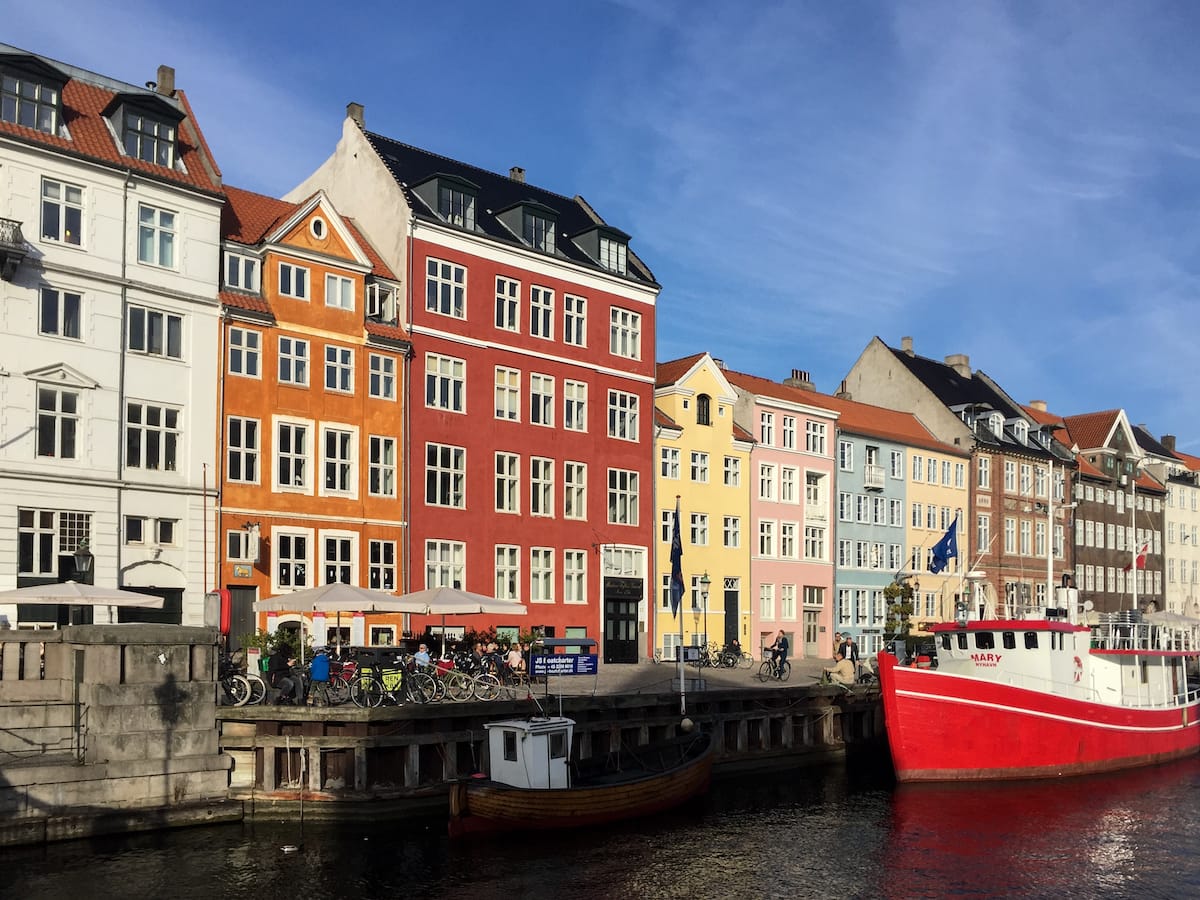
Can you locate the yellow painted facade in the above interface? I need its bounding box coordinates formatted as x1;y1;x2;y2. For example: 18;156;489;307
904;449;972;630
653;355;752;656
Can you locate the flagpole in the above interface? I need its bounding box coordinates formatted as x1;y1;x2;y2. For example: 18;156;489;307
1131;470;1138;612
672;495;686;717
1046;462;1054;610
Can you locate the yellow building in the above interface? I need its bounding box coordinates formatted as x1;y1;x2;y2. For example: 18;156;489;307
904;446;972;631
654;354;753;657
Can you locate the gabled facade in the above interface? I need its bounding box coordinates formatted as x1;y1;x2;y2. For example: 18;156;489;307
653;354;753;658
0;45;223;626
722;369;837;660
289;106;659;661
217;186;407;647
1163;444;1200;617
845;338;1076;614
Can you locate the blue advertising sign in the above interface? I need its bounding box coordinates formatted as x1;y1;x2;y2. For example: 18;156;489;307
532;654;599;677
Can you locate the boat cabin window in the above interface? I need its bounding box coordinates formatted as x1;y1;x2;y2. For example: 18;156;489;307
1002;632;1016;650
503;730;518;762
940;635;951;652
1024;632;1038;650
975;632;995;650
549;730;567;759
956;633;968;650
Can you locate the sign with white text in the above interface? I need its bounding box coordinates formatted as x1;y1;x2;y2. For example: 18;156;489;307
532;654;598;676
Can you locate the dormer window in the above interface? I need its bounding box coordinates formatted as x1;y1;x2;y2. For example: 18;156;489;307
366;282;398;323
523;210;555;253
572;224;632;276
1;71;59;134
599;236;627;275
1012;420;1028;444
438;183;475;229
988;412;1003;438
224;252;259;292
124;111;175;166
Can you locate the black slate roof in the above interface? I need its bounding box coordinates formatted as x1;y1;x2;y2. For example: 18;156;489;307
364;132;657;287
1132;425;1178;461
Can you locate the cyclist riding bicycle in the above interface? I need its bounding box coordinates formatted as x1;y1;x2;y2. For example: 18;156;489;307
767;630;789;679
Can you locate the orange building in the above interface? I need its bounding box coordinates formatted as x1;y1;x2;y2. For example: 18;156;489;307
216;186;409;647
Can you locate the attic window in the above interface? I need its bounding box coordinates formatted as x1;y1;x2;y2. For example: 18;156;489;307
524;211;555;253
438;183;475;229
1;72;58;134
988;412;1003;438
310;217;326;239
599;236;627;275
123;111;175;167
1012;420;1028;444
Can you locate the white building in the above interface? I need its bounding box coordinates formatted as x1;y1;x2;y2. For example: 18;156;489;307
0;45;224;626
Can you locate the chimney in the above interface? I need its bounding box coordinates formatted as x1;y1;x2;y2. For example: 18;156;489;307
712;357;726;370
836;379;852;401
1028;400;1047;412
155;65;175;97
783;368;815;391
1162;434;1177;453
346;102;365;129
901;336;914;356
944;353;971;379
510;166;526;183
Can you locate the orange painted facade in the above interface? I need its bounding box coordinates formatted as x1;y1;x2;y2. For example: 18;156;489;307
216;187;410;647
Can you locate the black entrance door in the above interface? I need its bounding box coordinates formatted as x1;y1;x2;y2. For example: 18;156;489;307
724;587;739;648
603;577;641;664
227;586;258;650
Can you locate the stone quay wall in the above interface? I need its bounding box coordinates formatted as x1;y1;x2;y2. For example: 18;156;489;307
0;625;238;845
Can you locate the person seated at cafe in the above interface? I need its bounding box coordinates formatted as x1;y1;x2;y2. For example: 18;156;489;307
506;643;525;673
823;652;856;686
267;645;299;704
414;643;431;668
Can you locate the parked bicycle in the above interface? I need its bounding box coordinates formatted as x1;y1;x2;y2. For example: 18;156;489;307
755;656;792;682
350;661;435;707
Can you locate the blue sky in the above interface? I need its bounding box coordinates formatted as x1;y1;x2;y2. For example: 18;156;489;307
9;0;1200;450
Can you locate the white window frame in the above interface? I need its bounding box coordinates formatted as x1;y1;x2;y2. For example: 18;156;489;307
495;276;520;331
564;294;586;347
226;415;260;484
228;327;261;378
426;257;466;319
609;307;641;360
495;367;520;421
496;452;520;514
426;353;466;412
137;204;175;268
325;273;354;310
275;417;313;493
278;336;309;386
426;443;466;509
324;344;354;394
426;539;465;589
607;390;639;441
531;374;555;427
564;461;587;520
369;354;396;400
368;434;397;498
530;285;554;339
564;380;587;432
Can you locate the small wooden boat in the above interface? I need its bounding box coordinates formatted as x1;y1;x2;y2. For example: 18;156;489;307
448;716;714;836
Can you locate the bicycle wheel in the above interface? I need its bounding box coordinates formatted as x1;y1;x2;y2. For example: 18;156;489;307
756;661;773;683
445;671;474;702
739;652;754;669
245;673;267;705
221;674;251;706
351;674;385;708
428;673;447;702
781;661;792;682
328;674;351;705
407;671;436;704
472;673;501;701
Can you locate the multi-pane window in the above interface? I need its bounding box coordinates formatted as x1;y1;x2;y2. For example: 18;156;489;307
782;416;796;450
369;354;396;400
978;456;991;489
564;294;586;346
277;422;309;489
495;276;519;331
321;427;352;494
890;450;904;478
759;521;775;557
1004;517;1016;553
276;533;309;589
759;464;776;501
18;509;88;576
761;412;775;445
496;452;520;513
782;467;798;503
607;469;639;525
369;435;396;497
279;263;309;299
838;440;853;471
955;462;966;488
607;390;638;440
137;204;175;267
661;447;681;479
36;387;77;459
125;402;179;471
123;112;174;166
369;539;396;591
691;452;710;483
780;585;796;620
609;308;641;359
426;354;465;411
839;492;853;521
531;374;555;427
531;457;554;516
325;274;354;310
1004;461;1017;492
724;457;740;487
439;184;475;228
324;535;353;584
564;380;587;431
889;499;903;526
690;513;709;547
325;345;354;393
564;550;586;603
599;236;626;274
927;458;937;484
724;516;741;548
426;258;466;318
1019;463;1032;495
229;327;260;377
39;287;81;339
912;455;924;481
495;367;520;420
530;286;554;339
224;253;259;291
2;73;58;133
807;421;827;455
912;502;923;528
1019;520;1031;556
278;337;309;386
780;522;797;558
530;548;554;602
495;545;520;600
226;416;259;483
524;212;555;252
41;178;82;245
426;444;466;508
943;460;953;486
128;305;183;359
564;462;587;519
426;540;465;589
760;584;775;620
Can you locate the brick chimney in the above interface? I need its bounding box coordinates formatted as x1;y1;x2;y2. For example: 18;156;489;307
1162;434;1177;453
836;379;852;400
155;65;175;97
346;102;365;129
944;353;971;378
900;336;914;356
510;166;526;183
783;368;815;391
1028;400;1047;412
711;357;726;370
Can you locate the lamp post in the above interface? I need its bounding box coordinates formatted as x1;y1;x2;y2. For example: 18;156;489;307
72;539;94;585
699;571;711;647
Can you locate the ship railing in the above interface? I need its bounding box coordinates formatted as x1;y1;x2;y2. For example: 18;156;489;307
1089;622;1198;653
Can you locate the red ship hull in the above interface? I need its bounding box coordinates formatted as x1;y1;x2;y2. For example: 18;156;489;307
878;651;1200;782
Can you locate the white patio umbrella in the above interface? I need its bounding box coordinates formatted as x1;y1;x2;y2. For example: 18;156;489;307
0;580;165;607
392;586;527;657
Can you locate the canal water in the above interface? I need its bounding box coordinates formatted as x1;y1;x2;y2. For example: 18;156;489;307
4;755;1200;899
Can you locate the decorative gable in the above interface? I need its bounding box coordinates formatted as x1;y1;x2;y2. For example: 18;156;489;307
26;362;100;390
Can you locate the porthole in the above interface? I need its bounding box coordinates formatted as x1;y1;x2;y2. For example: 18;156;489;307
310;217;326;239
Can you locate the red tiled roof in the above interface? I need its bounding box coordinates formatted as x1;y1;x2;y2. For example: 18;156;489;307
1076;456;1105;479
732;422;755;443
1060;410;1120;451
219;289;271;316
222;185;296;244
654;407;680;430
344;217;396;280
1021;404;1063;427
723;368;965;457
656;354;705;387
365;320;409;344
0;76;222;196
1175;450;1200;472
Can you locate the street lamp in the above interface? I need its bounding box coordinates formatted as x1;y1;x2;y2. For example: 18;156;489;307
72;539;94;584
699;571;711;647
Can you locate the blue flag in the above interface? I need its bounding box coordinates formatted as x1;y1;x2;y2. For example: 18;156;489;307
929;516;958;574
669;498;684;617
